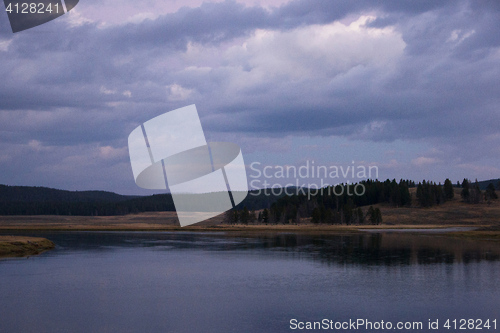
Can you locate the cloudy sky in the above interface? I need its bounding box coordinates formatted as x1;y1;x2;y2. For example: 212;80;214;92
1;0;499;194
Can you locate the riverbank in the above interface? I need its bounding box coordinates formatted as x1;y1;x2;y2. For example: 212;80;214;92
0;214;498;242
0;212;486;231
0;236;55;258
0;192;499;241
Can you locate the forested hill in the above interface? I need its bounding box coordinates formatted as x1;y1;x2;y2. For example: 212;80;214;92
0;185;284;216
1;178;498;217
0;185;136;202
477;179;500;190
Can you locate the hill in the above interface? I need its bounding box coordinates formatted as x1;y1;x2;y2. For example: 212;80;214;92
477;179;500;190
0;178;498;217
0;185;285;216
0;184;136;202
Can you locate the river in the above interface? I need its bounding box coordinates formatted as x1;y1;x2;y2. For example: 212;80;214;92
1;231;499;332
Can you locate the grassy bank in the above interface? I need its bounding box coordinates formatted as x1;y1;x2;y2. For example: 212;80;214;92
0;236;55;258
0;213;481;232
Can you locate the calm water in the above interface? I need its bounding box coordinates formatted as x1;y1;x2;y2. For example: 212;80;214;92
1;231;499;333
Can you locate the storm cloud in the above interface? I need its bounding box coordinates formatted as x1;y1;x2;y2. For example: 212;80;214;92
0;0;499;193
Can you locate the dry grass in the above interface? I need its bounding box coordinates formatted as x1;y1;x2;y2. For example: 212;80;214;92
380;201;500;225
0;236;55;258
0;212;183;231
0;214;478;232
372;188;500;240
445;230;500;241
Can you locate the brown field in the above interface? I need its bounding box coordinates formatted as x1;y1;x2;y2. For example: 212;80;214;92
377;188;500;240
381;188;500;226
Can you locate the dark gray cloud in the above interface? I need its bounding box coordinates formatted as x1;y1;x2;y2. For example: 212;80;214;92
0;0;499;192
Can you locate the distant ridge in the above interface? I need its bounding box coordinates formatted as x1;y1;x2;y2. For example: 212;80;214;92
2;178;496;216
0;184;137;203
0;184;174;216
476;179;500;190
0;184;284;216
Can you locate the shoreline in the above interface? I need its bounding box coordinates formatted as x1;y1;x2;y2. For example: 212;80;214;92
0;205;499;242
0;219;498;242
0;217;486;232
1;223;498;260
0;236;55;258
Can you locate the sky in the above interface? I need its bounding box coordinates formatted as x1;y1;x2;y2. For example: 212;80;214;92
0;0;499;195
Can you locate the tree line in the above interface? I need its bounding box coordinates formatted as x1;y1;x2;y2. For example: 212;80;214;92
460;179;498;204
416;178;499;207
0;194;176;216
0;186;286;216
226;178;500;225
225;179;414;225
1;178;498;217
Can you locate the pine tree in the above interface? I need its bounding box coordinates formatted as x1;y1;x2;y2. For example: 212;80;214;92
470;179;483;204
374;208;382;225
444;178;454;200
461;179;470;202
262;209;269;224
294;211;301;224
250;209;256;224
357;207;364;224
435;182;444;205
416;183;424;206
279;208;286;224
367;206;376;225
485;183;498;201
240;207;250;225
399;180;411;206
324;209;333;224
311;207;321;224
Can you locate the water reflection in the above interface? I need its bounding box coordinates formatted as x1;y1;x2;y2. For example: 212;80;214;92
4;231;499;266
1;231;499;333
